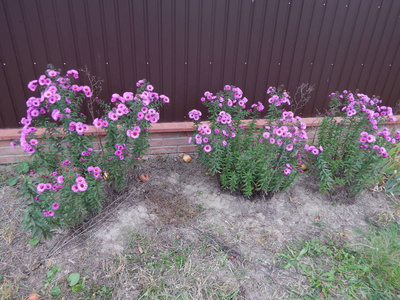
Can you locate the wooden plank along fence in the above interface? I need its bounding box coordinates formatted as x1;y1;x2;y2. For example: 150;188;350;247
1;0;400;128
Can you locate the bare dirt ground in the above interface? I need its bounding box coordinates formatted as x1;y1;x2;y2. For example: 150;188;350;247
0;155;398;299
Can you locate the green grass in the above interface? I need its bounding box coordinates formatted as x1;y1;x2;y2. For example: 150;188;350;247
278;223;400;299
125;231;241;299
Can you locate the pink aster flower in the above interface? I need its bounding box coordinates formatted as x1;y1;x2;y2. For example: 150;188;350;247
29;139;38;146
77;182;88;192
93;118;103;129
52;202;60;210
311;148;320;155
262;132;270;139
47;70;58;77
66;69;79;78
203;145;212;152
51;109;62;121
108;112;118;121
47;210;55;217
28;80;38;91
37;183;46;193
123;92;134;101
131;131;139;139
286;144;293;151
283;168;291;175
30;109;39;118
366;135;376;143
82;85;91;93
75;176;86;184
137;112;144;120
71;84;80;92
56;176;64;184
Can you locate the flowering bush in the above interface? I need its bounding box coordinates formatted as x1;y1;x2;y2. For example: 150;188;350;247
99;79;169;191
15;66;169;239
311;90;399;195
188;85;308;197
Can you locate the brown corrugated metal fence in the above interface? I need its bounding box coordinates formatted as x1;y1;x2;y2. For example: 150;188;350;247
1;0;400;128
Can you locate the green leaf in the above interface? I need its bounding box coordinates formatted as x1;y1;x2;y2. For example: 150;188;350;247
28;237;40;246
297;246;309;260
8;177;18;186
17;161;29;174
52;285;61;296
71;283;83;292
47;266;61;280
67;273;80;286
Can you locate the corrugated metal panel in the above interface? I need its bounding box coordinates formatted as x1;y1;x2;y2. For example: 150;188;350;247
1;0;400;128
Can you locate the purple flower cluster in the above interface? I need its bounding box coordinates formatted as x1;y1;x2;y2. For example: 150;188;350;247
357;128;400;158
283;163;293;175
87;166;103;179
106;80;165;125
188;109;202;121
69;121;89;135
193;124;213;152
201;86;248;109
20;69;93;154
114;143;127;160
267;87;291;106
250;101;265;112
304;144;324;156
108;103;130;121
71;176;88;193
37;182;59;193
331;91;396;130
93;118;109;129
126;126;141;139
216;111;232;124
80;148;94;162
42;202;60;217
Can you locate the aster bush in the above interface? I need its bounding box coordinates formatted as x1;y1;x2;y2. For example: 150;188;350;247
15;66;169;239
99;79;169;191
188;85;308;197
311;90;399;196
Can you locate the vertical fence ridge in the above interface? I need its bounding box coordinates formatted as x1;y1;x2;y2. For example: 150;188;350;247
369;0;397;94
1;0;23;125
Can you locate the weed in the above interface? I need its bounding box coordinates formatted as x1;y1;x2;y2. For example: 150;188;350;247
278;223;400;299
1;224;15;244
0;278;19;300
42;265;61;297
125;230;242;299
